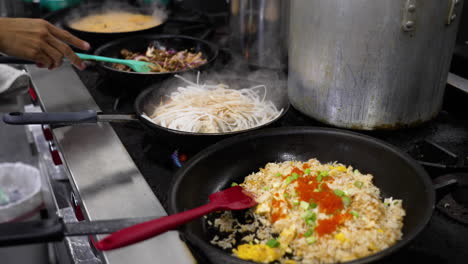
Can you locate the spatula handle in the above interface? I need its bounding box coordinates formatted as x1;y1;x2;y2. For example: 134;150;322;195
76;53;128;65
93;202;218;251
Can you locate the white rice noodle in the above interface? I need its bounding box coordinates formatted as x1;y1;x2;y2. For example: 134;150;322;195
148;73;283;133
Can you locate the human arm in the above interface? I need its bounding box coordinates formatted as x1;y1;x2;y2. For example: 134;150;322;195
0;18;90;70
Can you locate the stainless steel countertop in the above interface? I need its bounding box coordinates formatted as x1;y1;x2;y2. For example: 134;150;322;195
26;63;195;264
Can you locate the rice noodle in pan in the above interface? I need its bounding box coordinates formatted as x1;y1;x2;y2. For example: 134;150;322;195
147;73;284;133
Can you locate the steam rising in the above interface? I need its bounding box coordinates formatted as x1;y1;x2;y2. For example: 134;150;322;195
64;0;168;25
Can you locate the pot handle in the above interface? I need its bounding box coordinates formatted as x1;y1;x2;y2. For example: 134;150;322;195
401;0;417;32
446;0;461;26
0;219;65;247
3;111;98;125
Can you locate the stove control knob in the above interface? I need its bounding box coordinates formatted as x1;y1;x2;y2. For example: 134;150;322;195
48;141;63;166
42;125;53;141
70;192;85;221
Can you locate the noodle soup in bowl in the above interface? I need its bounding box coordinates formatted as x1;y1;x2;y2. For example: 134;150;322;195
133;72;290;152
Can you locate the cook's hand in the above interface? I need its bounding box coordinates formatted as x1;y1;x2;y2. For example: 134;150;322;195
0;18;90;70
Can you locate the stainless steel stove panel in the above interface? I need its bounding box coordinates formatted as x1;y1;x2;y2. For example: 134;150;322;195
26;63;195;264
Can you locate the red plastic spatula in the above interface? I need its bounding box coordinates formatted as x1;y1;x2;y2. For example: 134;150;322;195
93;186;257;251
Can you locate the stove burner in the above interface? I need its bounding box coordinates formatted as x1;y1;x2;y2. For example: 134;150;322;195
409;139;458;164
408;140;468;176
171;150;188;168
434;173;468;225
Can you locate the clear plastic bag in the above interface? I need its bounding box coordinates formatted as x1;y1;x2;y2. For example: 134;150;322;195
0;163;43;223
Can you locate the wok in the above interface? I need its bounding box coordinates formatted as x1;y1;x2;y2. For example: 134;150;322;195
59;3;167;50
2;77;289;154
169;127;435;264
93;35;219;93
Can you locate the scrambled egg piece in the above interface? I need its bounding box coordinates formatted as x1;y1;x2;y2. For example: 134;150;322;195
278;225;297;248
233;244;281;263
334;165;348;172
255;201;271;215
335;233;347;242
329;165;348;177
234;226;296;263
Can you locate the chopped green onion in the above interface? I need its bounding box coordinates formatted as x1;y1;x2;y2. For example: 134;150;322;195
354;181;364;189
291;190;298;197
285;176;293;185
292;200;300;206
292;172;299;180
317;171;328;182
306;219;316;226
342;196;351;207
262;186;270;191
231;182;238;187
384;202;390;207
304;168;311;175
319;171;329;177
300;201;310;210
309;202;318;209
266;239;280;248
301;210;313;219
304;229;314;237
334;189;346;197
275;173;282;177
314;182;324;192
354;169;360;174
350;210;360;218
306;236;317;244
393;201;399;205
302;211;317;222
283;193;290;198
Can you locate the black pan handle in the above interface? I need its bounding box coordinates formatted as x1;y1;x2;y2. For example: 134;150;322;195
0;219;64;247
3;110;98;125
0;56;35;64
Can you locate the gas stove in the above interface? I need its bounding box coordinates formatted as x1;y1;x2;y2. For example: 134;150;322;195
76;74;468;264
66;16;468;264
27;4;468;264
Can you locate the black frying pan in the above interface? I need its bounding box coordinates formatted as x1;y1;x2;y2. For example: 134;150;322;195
92;34;219;93
2;77;289;153
168;127;435;264
60;3;167;50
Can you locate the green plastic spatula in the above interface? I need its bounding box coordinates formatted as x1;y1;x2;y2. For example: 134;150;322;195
76;53;154;73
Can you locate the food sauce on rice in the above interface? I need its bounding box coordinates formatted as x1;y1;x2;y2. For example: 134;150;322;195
209;159;405;264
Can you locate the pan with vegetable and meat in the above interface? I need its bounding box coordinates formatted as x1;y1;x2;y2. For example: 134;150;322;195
168;126;436;264
2;73;289;153
92;34;219;92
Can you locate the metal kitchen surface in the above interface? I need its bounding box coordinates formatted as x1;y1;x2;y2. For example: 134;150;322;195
26;65;195;264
